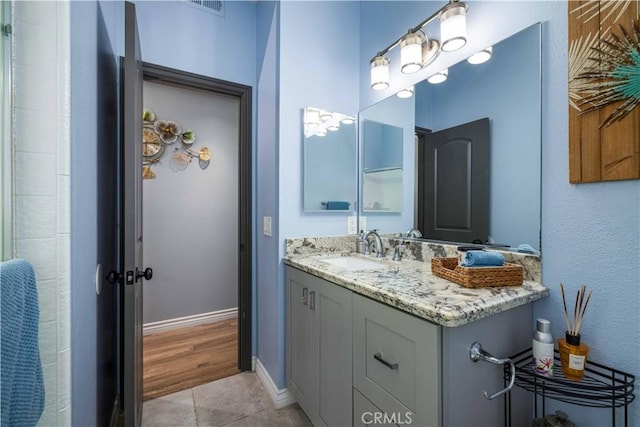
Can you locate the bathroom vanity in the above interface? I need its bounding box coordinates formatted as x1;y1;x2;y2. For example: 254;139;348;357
284;236;548;427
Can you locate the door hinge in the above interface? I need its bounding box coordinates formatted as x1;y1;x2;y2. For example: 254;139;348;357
1;24;11;37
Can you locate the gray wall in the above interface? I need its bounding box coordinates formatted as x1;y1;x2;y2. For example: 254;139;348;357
142;81;239;324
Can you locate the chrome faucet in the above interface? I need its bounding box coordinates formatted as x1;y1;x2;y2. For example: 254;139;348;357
405;228;422;238
363;230;385;258
392;243;405;261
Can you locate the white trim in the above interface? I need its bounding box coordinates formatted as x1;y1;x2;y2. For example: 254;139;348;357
255;358;296;409
251;356;257;372
143;308;237;336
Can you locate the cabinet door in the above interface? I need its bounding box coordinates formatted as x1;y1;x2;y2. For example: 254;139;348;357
316;277;352;427
285;268;318;418
353;294;440;427
353;388;398;427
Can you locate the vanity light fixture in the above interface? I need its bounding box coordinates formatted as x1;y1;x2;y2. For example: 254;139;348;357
304;107;354;138
370;55;391;90
320;110;333;121
400;32;426;74
327;121;340;131
467;46;492;64
439;1;468;52
427;69;448;84
397;86;415;98
369;0;468;90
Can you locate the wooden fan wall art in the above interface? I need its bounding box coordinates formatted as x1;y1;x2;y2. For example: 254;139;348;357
569;0;639;183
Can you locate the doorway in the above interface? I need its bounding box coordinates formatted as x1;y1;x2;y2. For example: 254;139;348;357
137;63;252;399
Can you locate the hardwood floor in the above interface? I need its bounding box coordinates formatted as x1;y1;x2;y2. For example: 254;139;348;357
143;318;240;401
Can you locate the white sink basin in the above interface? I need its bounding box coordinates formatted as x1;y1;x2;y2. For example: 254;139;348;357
319;256;386;271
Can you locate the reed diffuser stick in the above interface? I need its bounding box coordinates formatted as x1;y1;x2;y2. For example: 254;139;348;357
575;289;592;336
573;290;580;335
560;283;571;333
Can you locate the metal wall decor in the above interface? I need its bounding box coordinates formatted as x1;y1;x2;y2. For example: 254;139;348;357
141;108;211;179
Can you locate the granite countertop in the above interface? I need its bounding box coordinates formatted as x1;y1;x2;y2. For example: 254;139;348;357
284;251;549;327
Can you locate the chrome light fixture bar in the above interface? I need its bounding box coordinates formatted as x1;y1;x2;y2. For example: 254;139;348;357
370;0;468;91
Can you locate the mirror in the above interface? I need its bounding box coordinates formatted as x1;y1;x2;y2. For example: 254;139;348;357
358;94;414;216
303;106;357;212
358;23;542;251
362;120;403;212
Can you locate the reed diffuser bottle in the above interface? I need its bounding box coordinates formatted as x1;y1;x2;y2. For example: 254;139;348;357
559;284;592;381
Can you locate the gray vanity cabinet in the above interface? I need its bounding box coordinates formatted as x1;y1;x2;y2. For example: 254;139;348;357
353;293;440;427
285;267;353;427
286;266;533;427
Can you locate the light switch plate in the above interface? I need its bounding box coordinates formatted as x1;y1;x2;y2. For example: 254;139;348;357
263;216;272;236
359;216;367;233
347;216;358;235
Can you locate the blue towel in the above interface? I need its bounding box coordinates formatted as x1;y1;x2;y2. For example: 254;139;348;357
462;250;505;267
324;201;350;210
1;259;45;427
517;244;537;254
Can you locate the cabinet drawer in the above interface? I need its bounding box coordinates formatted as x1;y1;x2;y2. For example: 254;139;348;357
353;388;399;427
353;294;440;427
364;316;417;408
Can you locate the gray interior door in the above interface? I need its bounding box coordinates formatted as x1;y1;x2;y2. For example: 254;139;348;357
122;2;148;426
417;118;490;244
95;4;119;425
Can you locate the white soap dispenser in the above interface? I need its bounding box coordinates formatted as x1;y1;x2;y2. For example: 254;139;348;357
532;318;554;377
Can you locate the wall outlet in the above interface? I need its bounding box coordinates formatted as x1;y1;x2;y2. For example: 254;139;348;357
347;216;358;235
263;216;272;236
359;216;367;233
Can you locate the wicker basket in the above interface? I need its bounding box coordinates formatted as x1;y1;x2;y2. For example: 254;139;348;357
431;257;523;288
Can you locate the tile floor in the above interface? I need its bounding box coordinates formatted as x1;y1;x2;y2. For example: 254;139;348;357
142;372;313;427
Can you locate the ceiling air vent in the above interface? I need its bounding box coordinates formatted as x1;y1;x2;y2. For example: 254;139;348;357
179;0;225;17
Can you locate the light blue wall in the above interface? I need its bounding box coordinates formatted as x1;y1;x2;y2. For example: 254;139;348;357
359;2;639;424
256;0;280;390
133;0;256;88
268;1;361;388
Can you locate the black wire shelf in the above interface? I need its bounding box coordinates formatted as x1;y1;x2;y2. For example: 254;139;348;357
503;348;635;426
509;348;635;409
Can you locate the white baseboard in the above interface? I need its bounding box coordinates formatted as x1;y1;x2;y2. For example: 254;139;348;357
143;308;237;336
255;358;296;410
251;356;257;372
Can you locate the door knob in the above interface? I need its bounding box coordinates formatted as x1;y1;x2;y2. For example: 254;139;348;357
136;267;153;281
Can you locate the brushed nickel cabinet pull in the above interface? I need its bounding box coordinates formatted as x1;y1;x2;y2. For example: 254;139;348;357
309;291;316;310
374;352;398;370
